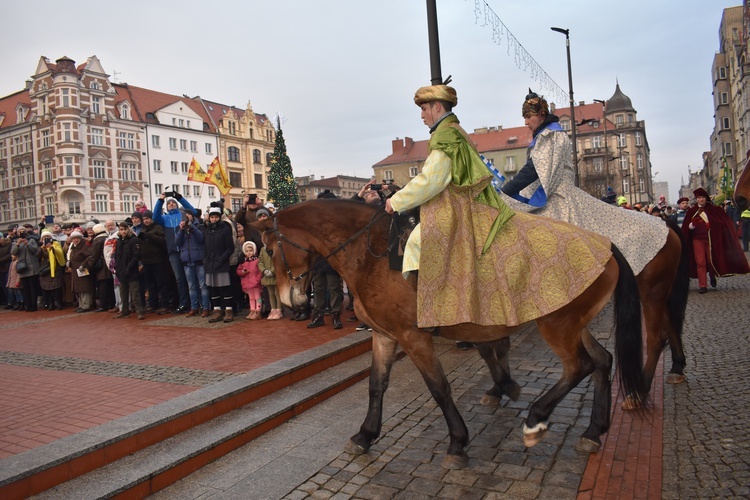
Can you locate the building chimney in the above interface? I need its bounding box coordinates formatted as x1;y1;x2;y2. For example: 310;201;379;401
392;138;403;153
550;103;556;113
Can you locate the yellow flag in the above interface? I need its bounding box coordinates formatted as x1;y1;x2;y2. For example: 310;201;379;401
187;158;209;183
206;156;232;196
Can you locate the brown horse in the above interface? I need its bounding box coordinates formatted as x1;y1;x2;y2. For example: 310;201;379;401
735;155;750;212
253;199;646;469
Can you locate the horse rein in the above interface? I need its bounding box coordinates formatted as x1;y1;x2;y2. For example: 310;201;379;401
268;206;390;284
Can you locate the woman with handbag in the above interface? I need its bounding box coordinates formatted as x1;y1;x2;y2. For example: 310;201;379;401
10;226;40;312
36;230;66;310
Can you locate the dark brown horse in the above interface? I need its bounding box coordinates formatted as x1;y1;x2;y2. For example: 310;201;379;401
253;199;646;468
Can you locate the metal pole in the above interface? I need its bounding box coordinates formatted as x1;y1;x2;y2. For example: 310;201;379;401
426;0;443;85
551;27;579;187
594;99;610;191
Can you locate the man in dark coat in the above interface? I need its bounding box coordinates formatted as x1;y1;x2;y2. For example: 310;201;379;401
138;210;172;313
681;187;750;293
114;222;144;319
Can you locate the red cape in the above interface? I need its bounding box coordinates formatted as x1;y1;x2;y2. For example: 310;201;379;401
681;202;749;277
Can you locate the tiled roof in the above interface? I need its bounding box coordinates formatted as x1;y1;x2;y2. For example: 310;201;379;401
307;177;342;188
0;90;33;131
121;84;215;132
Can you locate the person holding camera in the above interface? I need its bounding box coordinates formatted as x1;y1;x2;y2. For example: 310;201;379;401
234;193;264;253
153;190;197;314
36;230;65;310
11;226;41;312
175;211;211;317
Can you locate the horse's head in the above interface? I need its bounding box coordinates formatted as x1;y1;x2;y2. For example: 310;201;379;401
251;214;313;311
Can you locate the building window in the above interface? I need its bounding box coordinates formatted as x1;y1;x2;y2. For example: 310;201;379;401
723;142;733;156
505;156;516;171
118;132;135;149
62;88;69;107
253;149;261;163
25;166;33;185
639;175;645;192
190;140;197;152
592;135;602;148
409;166;418;178
152;135;160;148
622;177;630;194
91;128;104;146
254;173;263;189
18;201;26;220
183;184;190;195
180;139;187;150
121;103;131;120
720;92;729;105
615;115;623;125
193;186;201;197
228;146;240;162
636;153;643;169
43;161;54;181
45;196;55;216
181;162;189;174
92;96;101;114
65;157;74;176
68;200;81;214
153;159;161;172
232;198;242;213
42;129;51;148
267;130;274;142
229;171;242;187
620;155;628;170
0;204;8;222
121;162;138;181
719;66;727;79
171;161;178;173
205;143;212;154
179;119;184;128
64;123;72;142
384;170;393;180
154;183;163;195
169;138;177;150
228;122;236;135
93;160;106;178
95;194;108;213
618;134;627;148
635;132;642;146
122;194;136;213
208;186;215;197
593;157;603;173
560;120;570;131
722;117;731;130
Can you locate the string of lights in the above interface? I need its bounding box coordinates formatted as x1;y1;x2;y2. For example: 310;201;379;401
470;0;568;106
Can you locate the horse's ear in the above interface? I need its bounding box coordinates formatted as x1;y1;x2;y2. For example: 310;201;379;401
250;218;273;231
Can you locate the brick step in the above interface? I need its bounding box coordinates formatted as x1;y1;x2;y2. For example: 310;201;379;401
0;331;376;499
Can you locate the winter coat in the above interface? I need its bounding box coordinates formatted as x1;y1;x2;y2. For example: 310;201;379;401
0;239;12;273
115;231;142;283
153;196;196;255
203;221;234;274
236;258;262;293
234;206;264;251
86;233;113;281
138;223;167;265
10;237;40;277
257;247;276;286
36;241;65;290
68;241;95;294
174;222;205;265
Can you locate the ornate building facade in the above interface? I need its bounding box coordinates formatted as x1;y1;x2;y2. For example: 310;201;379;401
0;55;275;227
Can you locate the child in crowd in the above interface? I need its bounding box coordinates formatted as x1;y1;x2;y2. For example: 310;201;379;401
7;257;24;310
237;241;262;320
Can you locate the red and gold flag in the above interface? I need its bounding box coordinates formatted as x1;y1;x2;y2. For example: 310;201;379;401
206;156;232;196
187;157;209;183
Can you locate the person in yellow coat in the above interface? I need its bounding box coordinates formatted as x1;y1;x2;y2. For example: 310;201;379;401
36;230;66;310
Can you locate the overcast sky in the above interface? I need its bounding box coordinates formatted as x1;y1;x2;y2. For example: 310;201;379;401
1;0;740;201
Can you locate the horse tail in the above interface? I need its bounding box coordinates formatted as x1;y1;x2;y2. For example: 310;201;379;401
611;243;648;405
665;219;689;353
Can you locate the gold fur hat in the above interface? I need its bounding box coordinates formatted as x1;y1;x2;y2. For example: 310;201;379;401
414;85;458;107
522;89;549;118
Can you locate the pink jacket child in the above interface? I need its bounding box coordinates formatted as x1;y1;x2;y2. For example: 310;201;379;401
236;241;262;320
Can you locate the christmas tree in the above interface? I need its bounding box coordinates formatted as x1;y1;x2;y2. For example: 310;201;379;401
267;117;300;209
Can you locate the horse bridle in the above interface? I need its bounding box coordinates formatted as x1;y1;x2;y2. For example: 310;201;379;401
268;206;391;284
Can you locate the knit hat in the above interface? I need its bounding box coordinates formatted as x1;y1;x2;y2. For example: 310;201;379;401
92;223;106;235
40;230;53;238
85;221;96;229
131;212;143;221
616;196;628;206
242;241;257;256
255;207;271;219
142;210;154;219
69;229;84;239
208;206;222;216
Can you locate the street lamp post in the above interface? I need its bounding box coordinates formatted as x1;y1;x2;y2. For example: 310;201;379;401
551;27;579;187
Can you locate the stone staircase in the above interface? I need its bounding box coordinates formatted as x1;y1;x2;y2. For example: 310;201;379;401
0;331;381;499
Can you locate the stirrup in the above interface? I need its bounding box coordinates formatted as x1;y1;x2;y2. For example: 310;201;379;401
414;322;440;336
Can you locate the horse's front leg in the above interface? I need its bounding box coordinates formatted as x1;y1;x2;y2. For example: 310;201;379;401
345;331;398;455
477;338;521;406
400;330;469;469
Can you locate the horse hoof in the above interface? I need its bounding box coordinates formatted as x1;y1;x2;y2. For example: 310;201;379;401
666;373;686;384
576;437;601;454
506;382;521;402
621;394;642;411
480;394;501;407
441;453;469;469
344;439;368;455
522;422;548;448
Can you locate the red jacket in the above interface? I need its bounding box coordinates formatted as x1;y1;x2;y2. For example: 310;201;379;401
236;258;262;292
681;202;749;277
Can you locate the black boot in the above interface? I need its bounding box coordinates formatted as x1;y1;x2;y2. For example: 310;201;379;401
307;313;325;328
331;312;343;330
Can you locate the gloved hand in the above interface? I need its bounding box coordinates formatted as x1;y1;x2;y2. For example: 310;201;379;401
174;192;183;200
263;269;273;277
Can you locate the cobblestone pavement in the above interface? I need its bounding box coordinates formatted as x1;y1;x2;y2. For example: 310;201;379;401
662;271;750;499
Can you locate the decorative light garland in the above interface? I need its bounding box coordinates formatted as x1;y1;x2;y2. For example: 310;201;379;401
470;0;568;106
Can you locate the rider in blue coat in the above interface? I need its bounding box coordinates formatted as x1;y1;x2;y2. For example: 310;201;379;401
153;190;196;313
